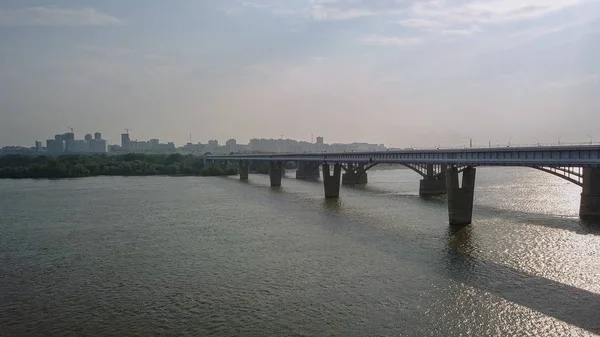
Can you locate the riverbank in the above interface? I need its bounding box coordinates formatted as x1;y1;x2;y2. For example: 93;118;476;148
0;153;237;179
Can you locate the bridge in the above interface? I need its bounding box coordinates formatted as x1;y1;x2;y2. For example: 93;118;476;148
205;145;600;226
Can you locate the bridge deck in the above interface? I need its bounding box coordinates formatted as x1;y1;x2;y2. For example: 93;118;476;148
206;145;600;167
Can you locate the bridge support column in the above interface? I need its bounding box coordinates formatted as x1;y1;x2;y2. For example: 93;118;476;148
323;163;341;198
419;164;447;197
239;160;249;180
296;161;320;180
269;161;283;187
447;166;476;226
342;163;368;185
580;167;600;222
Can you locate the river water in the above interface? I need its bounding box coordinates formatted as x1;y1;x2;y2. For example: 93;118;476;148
1;167;599;336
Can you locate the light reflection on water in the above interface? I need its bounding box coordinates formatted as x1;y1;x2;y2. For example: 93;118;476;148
1;167;599;336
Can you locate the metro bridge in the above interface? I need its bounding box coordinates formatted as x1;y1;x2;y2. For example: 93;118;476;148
205;145;600;226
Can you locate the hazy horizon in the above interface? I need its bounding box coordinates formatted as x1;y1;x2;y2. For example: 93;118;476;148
1;0;600;148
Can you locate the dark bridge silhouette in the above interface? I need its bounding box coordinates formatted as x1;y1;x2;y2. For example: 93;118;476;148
206;145;600;225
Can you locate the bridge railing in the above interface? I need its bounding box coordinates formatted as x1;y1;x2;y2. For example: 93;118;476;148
224;142;600;154
205;141;600;157
391;141;599;151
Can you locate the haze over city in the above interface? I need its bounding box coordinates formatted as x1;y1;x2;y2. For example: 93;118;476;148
1;0;600;147
3;2;600;336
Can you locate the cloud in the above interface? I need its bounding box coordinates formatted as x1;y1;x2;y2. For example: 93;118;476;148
230;0;591;24
360;35;422;47
441;26;483;36
80;45;134;55
508;19;593;40
0;7;122;27
409;0;590;27
228;0;405;21
397;18;446;31
78;45;171;67
391;0;595;44
308;5;375;21
221;0;293;16
144;54;166;62
546;74;600;88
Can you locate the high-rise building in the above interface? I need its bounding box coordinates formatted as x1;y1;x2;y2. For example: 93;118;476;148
89;139;107;153
94;132;102;140
84;134;93;142
63;133;75;141
46;139;64;154
35;141;43;151
226;139;237;153
71;140;87;153
63;132;75;152
121;133;131;151
316;136;324;145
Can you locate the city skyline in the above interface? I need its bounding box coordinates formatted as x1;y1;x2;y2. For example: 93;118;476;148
15;128;382;148
0;125;392;148
2;126;599;150
1;1;600;147
0;126;391;156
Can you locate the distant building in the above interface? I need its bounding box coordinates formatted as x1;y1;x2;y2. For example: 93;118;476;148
235;144;250;153
84;134;93;142
46;139;65;154
35;141;43;151
88;132;106;153
316;136;324;145
226;139;237;153
89;139;107;153
124;138;176;154
70;140;87;153
0;146;34;155
187;143;206;154
154;142;176;153
130;140;152;152
121;133;131;151
206;140;219;152
63;132;75;153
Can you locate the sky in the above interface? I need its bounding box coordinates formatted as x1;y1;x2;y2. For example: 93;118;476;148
1;0;600;148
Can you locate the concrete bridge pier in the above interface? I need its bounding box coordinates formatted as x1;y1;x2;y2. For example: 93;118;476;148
419;164;447;197
239;160;249;180
323;163;341;198
580;167;600;222
342;163;368;185
296;161;320;180
269;161;283;187
446;166;476;226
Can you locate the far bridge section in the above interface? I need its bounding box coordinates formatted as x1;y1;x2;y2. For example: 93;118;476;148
205;145;600;226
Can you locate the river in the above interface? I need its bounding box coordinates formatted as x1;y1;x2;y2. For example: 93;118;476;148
1;167;599;336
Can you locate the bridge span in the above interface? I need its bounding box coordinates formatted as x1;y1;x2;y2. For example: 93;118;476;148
206;145;600;226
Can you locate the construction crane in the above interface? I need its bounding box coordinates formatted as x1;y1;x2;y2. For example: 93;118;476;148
125;128;131;134
66;126;74;133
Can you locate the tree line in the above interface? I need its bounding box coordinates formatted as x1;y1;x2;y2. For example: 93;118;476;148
0;154;238;179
